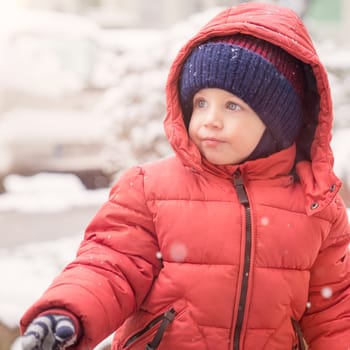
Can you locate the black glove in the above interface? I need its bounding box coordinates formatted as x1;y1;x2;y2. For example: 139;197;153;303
21;314;77;350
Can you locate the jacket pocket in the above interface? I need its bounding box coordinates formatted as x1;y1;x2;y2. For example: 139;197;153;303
116;299;209;350
123;308;176;349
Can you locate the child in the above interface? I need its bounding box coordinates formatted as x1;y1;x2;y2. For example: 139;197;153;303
20;2;350;350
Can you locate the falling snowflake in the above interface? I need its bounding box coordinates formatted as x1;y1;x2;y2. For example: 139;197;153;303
321;287;333;299
261;216;270;226
169;242;187;262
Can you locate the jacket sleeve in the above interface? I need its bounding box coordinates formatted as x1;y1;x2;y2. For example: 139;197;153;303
20;166;162;350
300;197;350;349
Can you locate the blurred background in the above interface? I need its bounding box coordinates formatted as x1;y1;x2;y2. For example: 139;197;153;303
0;1;349;349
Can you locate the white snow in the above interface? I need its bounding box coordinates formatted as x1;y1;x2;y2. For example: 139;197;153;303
0;173;109;213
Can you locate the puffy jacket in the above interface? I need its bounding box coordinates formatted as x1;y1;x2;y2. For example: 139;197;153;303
21;3;350;350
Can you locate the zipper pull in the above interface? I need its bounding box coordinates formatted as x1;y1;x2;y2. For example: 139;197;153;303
146;308;176;350
233;170;249;206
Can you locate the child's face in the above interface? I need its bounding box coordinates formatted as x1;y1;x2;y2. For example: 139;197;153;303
188;88;266;165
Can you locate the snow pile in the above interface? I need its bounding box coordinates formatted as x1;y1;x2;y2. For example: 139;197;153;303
0;9;107;97
0;173;109;213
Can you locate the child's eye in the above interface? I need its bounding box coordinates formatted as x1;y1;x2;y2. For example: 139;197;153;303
194;98;207;108
226;101;241;111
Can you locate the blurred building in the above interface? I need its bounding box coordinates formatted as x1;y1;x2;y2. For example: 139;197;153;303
305;0;349;44
11;0;349;35
14;0;235;27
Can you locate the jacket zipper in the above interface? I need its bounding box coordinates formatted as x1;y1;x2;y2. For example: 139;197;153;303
291;318;306;350
232;170;252;350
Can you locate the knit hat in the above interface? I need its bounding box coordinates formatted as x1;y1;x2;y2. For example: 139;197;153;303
179;34;305;150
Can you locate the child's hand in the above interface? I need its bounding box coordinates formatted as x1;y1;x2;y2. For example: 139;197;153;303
21;314;77;350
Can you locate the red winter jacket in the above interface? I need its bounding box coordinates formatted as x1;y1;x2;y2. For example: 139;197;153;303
21;3;350;350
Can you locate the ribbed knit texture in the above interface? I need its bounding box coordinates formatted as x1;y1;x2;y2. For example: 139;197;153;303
179;35;305;150
217;34;305;101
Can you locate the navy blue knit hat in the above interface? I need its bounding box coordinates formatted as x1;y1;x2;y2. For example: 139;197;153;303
179;34;305;150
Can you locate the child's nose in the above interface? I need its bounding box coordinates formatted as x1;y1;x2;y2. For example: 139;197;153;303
204;108;222;128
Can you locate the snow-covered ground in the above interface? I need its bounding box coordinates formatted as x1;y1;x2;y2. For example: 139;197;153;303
0;173;109;213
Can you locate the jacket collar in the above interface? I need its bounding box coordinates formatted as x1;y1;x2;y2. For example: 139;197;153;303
187;143;297;182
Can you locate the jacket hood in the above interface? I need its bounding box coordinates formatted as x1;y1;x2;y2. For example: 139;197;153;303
163;2;341;215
